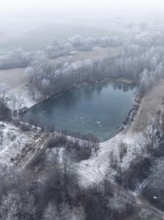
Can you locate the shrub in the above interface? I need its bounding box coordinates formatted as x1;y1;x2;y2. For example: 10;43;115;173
47;135;67;149
115;156;153;190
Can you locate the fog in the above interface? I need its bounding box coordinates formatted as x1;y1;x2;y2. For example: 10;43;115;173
1;0;164;20
1;1;164;220
0;0;164;52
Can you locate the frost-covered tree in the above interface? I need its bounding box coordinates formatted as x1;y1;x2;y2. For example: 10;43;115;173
64;42;73;53
0;83;11;120
68;35;83;47
0;49;32;69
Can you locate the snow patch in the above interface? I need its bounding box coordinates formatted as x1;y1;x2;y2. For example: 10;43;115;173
0;122;36;166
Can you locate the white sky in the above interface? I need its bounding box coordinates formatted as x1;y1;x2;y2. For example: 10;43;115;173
1;0;163;10
0;0;164;18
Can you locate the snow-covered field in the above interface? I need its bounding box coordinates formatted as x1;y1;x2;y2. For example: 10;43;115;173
0;68;25;89
70;46;120;61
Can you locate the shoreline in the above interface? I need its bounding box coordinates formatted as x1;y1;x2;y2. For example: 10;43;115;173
19;77;136;113
18;78;138;143
99;93;142;143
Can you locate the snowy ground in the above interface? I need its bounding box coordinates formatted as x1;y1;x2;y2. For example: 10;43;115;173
76;130;147;188
0;68;25;89
0;119;147;186
8;84;40;109
0;67;37;109
130;79;164;132
0;122;39;166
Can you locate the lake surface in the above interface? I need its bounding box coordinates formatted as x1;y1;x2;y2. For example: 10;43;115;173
23;82;136;142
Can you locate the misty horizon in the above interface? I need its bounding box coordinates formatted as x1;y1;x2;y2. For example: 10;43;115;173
0;0;164;21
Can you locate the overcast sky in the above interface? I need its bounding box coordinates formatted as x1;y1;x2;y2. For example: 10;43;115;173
0;0;163;8
1;0;163;16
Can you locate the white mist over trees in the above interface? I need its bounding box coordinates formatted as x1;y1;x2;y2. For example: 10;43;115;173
0;49;32;70
21;22;164;99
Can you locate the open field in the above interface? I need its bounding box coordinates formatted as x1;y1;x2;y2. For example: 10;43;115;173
129;79;164;132
71;46;121;61
0;68;26;89
50;46;121;64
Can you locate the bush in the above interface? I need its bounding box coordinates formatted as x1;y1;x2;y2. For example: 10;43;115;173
20;123;32;132
47;135;67;148
115;156;153;190
82;181;135;220
81;133;99;143
65;141;93;162
26;148;46;169
46;134;99;162
37;162;79;210
0;106;11;121
119;143;127;162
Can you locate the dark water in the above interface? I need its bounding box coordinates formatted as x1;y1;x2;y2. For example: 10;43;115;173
23;82;136;141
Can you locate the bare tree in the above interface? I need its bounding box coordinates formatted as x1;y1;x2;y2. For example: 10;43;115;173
0;83;11;120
